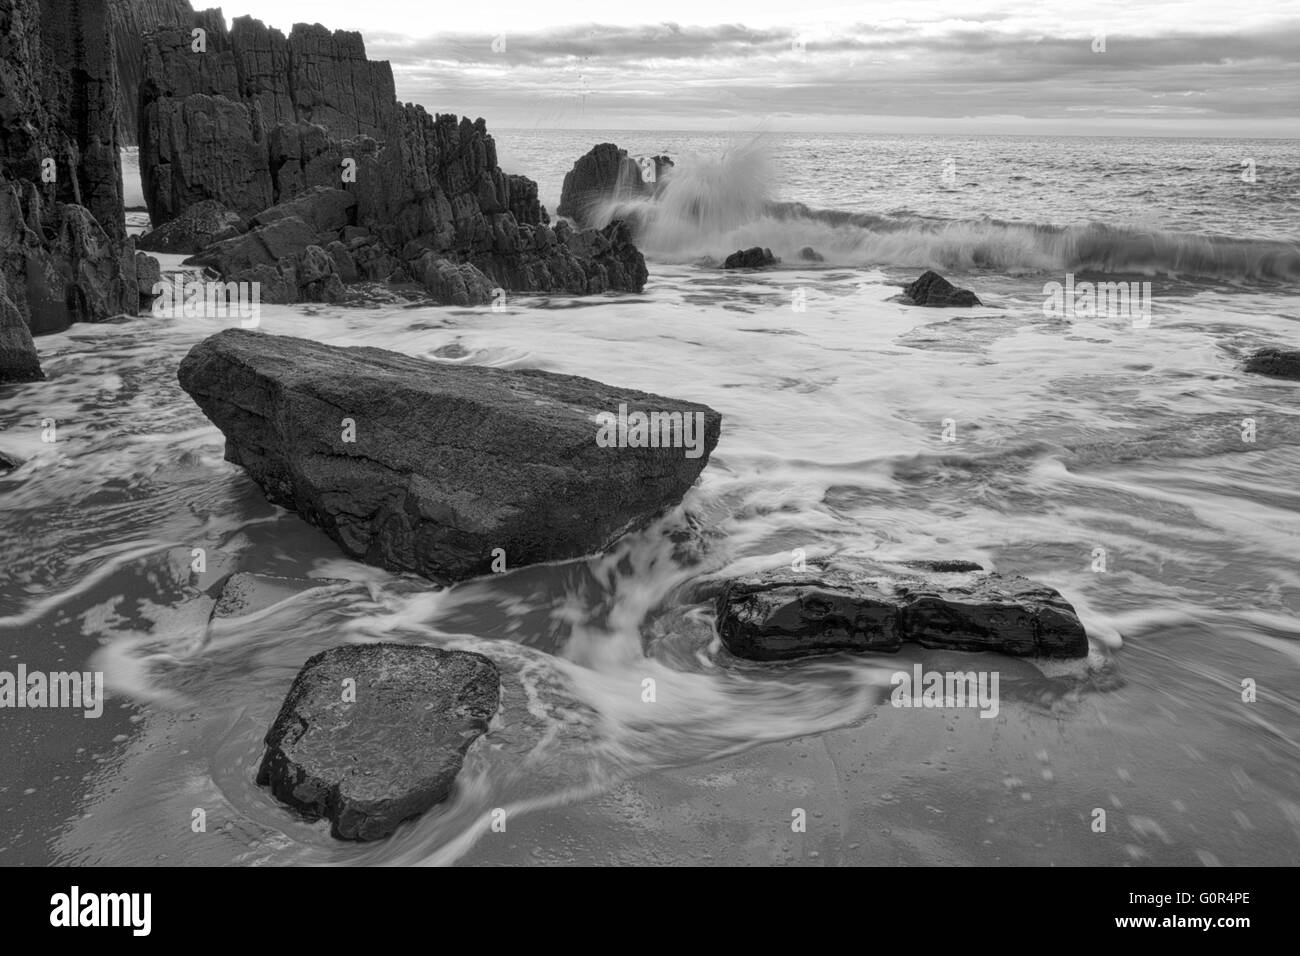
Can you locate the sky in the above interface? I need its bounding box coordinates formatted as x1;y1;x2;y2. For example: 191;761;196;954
214;0;1300;136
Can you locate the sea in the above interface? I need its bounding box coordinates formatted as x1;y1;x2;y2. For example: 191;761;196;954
1;132;1298;865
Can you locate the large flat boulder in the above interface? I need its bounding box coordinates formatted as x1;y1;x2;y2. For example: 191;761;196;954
716;559;1087;660
256;643;499;841
178;329;723;581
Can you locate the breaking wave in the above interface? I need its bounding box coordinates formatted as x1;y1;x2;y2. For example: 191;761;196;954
591;141;1300;281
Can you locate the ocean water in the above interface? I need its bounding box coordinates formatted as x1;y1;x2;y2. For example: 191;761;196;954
1;133;1299;866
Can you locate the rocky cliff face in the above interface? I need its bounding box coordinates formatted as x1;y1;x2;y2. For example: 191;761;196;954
108;0;195;147
137;10;648;305
1;0;156;383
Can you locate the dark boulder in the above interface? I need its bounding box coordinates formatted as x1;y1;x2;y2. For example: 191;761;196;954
137;199;248;253
724;247;780;269
799;246;825;262
177;329;723;582
715;559;1088;661
256;643;499;841
1243;348;1300;381
902;270;981;307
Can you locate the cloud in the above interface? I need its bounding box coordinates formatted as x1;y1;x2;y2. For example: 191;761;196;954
353;18;1300;133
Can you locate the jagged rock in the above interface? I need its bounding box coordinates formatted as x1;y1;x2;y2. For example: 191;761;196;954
1243;348;1300;381
256;642;499;841
140;92;274;227
252;186;356;234
557;143;671;228
416;254;495;306
0;273;43;383
724;247;780;269
178;329;723;582
186;215;329;274
325;241;357;282
799;246;825;262
228;259;298;304
137;199;247;253
108;0;194;146
715;559;1088;661
137;13;651;306
902;270;981;307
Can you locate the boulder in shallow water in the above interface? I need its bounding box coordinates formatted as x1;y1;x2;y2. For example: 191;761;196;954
715;559;1087;661
256;643;499;841
1243;348;1300;381
209;571;348;621
178;329;723;582
902;270;981;307
724;247;780;269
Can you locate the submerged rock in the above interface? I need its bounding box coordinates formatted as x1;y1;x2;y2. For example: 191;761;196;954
715;559;1087;661
902;270;981;307
178;329;723;582
209;571;348;620
256;643;499;841
1243;348;1300;381
724;247;780;269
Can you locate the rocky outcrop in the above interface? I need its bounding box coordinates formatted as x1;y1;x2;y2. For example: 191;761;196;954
724;247;780;269
177;329;723;582
108;0;194;147
557;143;672;228
1243;348;1300;381
256;643;499;841
138;13;649;305
0;0;156;381
902;270;981;307
799;246;824;262
715;559;1088;661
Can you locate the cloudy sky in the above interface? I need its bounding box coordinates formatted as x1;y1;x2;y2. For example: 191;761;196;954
230;0;1298;136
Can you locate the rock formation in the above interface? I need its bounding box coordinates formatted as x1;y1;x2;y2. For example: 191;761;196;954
108;0;195;147
714;559;1088;661
902;270;981;307
257;643;500;841
1;0;159;383
136;12;649;305
557;142;672;228
177;329;723;582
